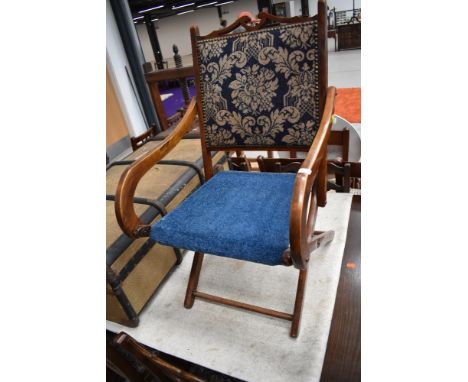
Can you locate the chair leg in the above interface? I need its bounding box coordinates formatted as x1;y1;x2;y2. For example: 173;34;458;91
290;268;308;338
184;252;204;309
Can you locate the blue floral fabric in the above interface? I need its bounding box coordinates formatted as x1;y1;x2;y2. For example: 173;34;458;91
196;20;320;148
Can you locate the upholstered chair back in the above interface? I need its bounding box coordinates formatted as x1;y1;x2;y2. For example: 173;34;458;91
193;18;322;150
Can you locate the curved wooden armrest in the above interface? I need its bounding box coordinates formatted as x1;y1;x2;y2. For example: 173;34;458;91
115;98;198;238
289;86;336;269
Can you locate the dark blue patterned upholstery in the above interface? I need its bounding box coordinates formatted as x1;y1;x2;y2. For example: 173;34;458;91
150;171;296;266
196;20;319;148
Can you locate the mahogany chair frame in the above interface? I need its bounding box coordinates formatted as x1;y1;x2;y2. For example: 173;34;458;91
115;0;335;338
108;332;206;382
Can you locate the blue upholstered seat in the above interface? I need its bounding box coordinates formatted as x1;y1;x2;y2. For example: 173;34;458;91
150;171;296;266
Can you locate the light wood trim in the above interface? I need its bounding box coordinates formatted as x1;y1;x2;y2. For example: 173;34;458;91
289;86;336;269
115;98;198;238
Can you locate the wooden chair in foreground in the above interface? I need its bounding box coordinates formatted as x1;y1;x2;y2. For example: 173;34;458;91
115;0;334;338
107;331;206;382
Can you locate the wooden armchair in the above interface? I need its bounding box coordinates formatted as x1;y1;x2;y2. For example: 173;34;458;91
115;0;334;338
108;331;206;382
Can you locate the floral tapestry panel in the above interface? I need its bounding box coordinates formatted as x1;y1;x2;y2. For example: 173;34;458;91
196;20;320;148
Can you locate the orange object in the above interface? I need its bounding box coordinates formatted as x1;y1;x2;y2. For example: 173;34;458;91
334;88;361;123
346;262;357;269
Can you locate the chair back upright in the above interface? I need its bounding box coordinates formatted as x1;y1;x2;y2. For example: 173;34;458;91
191;4;328;179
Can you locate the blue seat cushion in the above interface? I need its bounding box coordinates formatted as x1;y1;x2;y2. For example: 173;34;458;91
150;171;296;266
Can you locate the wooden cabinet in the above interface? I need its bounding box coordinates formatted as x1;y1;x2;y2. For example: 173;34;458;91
337;23;361;51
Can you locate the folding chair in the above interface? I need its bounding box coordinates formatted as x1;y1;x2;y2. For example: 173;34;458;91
115;0;335;337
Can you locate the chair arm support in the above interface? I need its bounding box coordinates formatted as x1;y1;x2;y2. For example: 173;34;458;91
115;98;198;238
289;87;336;269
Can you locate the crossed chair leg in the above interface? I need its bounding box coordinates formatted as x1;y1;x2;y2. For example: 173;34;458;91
184;230;334;338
